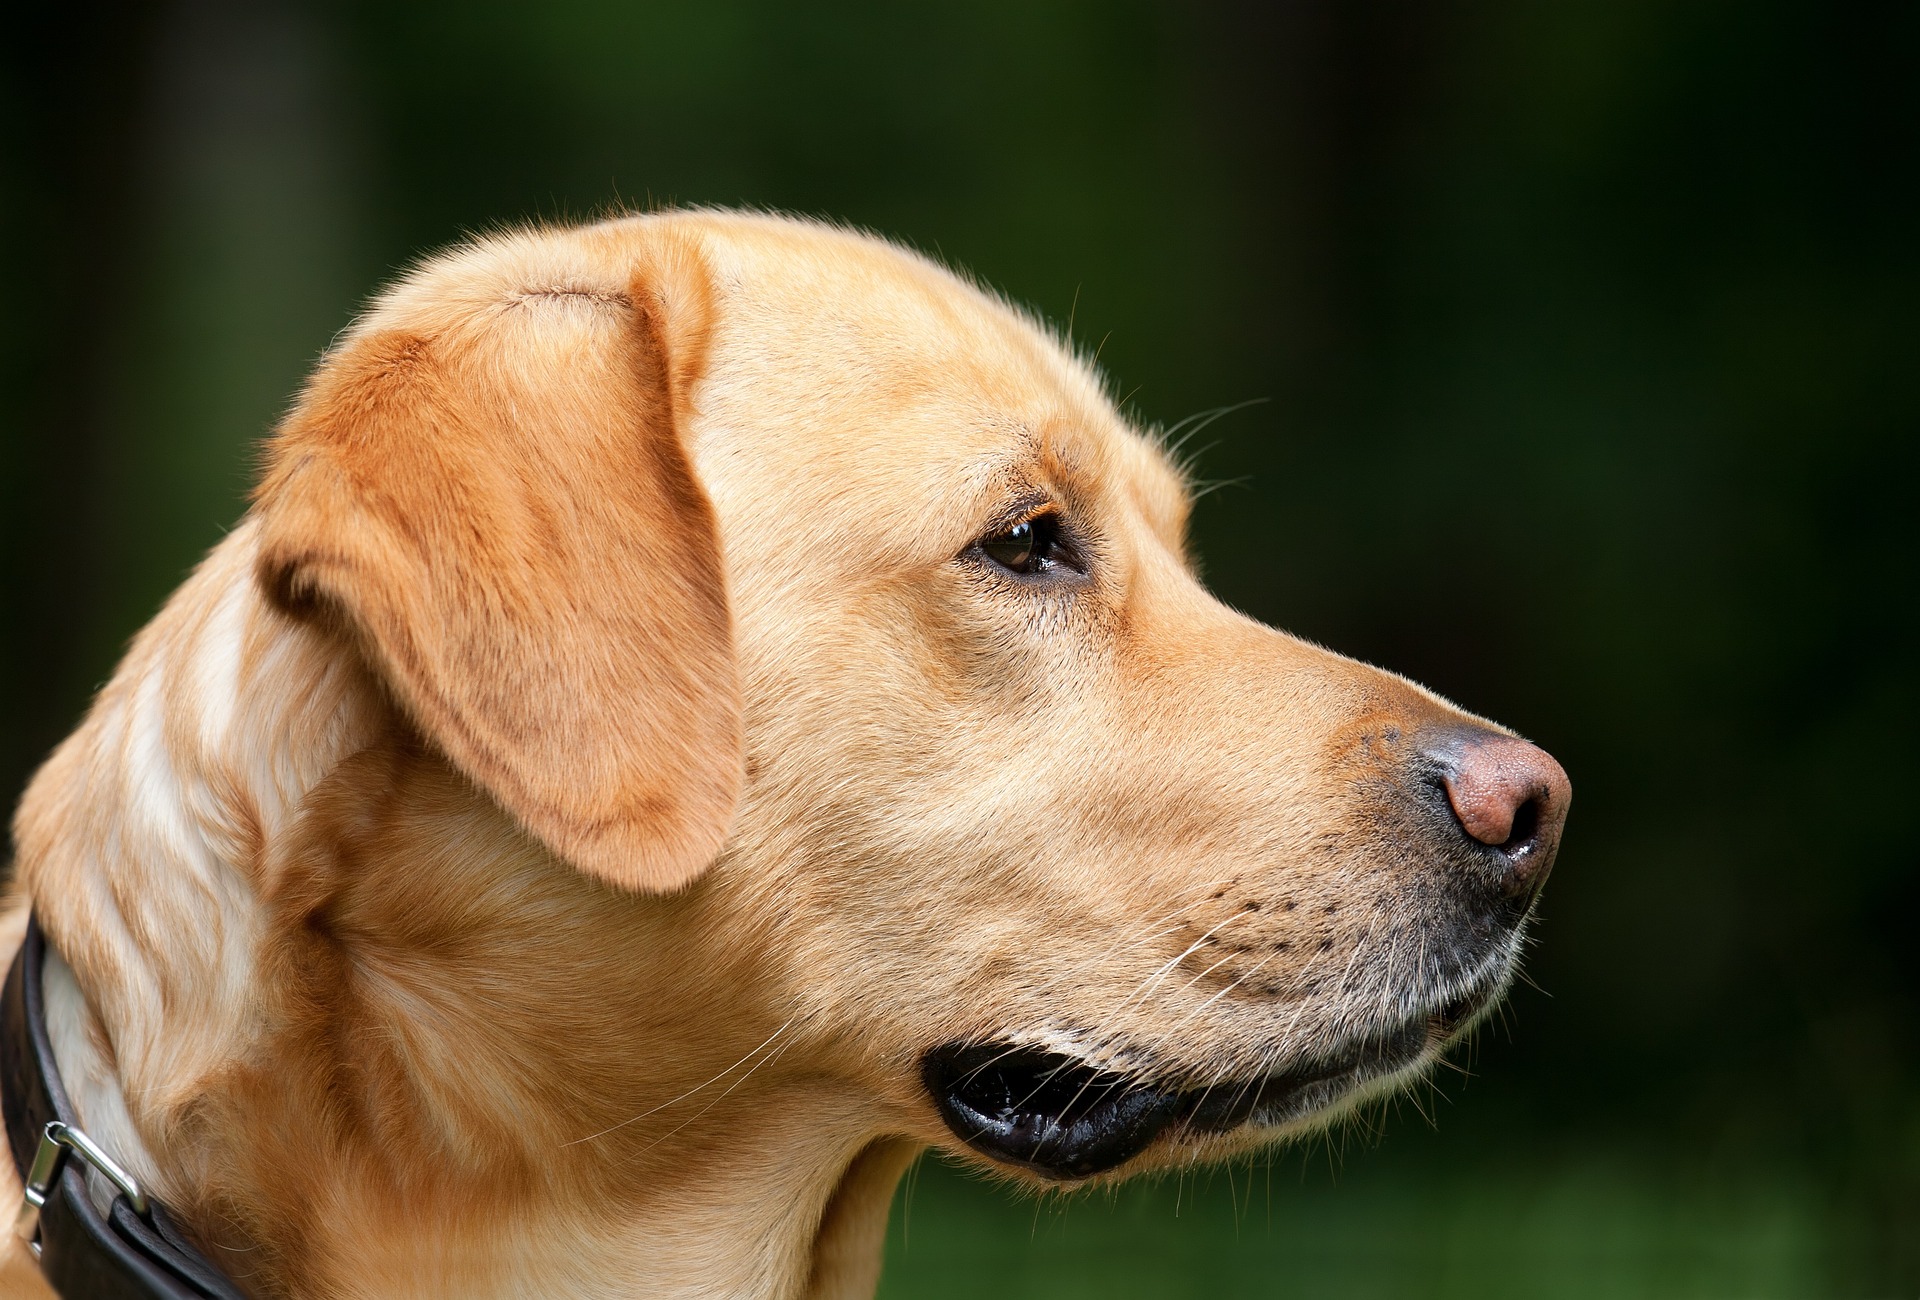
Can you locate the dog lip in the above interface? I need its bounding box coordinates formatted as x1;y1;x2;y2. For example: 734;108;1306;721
1180;1014;1435;1133
921;1044;1186;1180
923;995;1482;1180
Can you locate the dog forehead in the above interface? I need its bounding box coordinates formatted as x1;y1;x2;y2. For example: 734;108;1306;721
678;215;1190;557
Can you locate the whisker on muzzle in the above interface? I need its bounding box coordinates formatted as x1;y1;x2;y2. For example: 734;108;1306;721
564;1015;797;1147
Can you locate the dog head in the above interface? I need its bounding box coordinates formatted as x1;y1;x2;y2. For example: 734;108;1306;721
250;211;1569;1192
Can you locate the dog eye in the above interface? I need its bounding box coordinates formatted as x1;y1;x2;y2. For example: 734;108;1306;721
980;514;1070;577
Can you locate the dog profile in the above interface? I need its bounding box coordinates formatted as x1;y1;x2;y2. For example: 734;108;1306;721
0;211;1569;1298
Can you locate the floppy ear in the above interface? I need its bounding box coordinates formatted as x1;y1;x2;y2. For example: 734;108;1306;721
253;237;740;893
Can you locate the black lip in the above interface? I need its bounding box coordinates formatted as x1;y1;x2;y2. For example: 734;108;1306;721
922;1045;1186;1179
924;995;1489;1180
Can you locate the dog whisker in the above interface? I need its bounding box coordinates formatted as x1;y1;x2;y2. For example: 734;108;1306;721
565;1016;797;1146
1070;881;1239;1001
1155;397;1268;466
1131;942;1288;1079
1030;939;1293;1160
1098;905;1256;1040
626;1032;801;1160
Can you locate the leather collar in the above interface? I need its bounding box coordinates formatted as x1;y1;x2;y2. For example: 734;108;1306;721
3;913;247;1298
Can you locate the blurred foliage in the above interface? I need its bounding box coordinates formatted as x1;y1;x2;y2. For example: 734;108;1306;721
3;0;1915;1292
877;1153;1862;1299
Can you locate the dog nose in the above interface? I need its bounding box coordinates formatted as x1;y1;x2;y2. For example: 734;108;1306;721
1435;730;1571;899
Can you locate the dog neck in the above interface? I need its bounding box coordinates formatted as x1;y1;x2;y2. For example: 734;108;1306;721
10;521;913;1299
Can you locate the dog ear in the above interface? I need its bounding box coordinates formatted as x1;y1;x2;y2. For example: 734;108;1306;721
252;236;740;893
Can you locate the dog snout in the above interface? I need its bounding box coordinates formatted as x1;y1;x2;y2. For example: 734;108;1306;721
1427;728;1571;901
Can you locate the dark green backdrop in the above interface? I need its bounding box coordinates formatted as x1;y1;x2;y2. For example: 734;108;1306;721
4;2;1915;1295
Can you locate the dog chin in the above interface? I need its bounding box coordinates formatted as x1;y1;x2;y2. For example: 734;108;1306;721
920;980;1503;1182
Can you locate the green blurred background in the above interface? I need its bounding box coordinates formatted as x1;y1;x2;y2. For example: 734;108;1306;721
4;1;1915;1294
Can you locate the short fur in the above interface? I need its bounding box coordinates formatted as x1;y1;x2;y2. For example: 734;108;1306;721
4;212;1541;1298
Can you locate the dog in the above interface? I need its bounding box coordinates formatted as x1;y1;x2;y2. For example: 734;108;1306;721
0;210;1569;1298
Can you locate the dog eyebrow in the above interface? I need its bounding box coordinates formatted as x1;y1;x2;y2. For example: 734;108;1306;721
965;423;1117;542
922;419;1109;564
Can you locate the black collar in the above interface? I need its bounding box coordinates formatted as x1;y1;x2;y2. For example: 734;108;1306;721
3;913;247;1298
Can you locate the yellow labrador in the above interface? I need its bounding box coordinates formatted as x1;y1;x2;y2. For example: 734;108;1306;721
1;211;1569;1299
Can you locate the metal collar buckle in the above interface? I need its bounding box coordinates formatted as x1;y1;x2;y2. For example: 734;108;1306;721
14;1119;149;1259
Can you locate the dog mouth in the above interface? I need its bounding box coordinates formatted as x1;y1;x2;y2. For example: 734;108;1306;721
921;991;1489;1180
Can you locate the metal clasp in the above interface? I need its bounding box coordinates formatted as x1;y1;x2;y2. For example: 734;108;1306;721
13;1121;148;1258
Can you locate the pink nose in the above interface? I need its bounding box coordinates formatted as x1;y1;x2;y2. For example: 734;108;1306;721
1438;731;1572;898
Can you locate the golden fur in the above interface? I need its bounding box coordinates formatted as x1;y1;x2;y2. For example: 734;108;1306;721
3;212;1548;1298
